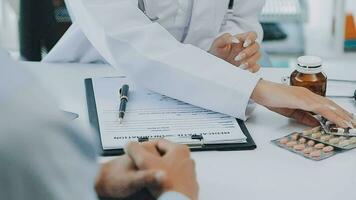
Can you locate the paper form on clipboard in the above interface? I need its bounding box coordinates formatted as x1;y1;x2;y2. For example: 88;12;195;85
92;77;247;150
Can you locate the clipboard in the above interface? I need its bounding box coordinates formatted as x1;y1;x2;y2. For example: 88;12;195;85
85;78;257;156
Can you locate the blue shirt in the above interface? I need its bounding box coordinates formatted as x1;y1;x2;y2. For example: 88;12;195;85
0;50;189;200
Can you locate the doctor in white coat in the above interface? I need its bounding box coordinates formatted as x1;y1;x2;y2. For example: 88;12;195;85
45;0;353;133
45;0;264;72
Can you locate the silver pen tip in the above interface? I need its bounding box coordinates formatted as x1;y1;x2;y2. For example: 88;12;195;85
119;118;123;124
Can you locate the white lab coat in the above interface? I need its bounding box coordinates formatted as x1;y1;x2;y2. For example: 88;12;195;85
44;0;265;120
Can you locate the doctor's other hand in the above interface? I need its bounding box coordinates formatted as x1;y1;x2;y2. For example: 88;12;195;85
125;140;199;200
251;80;354;128
209;32;261;73
95;155;162;198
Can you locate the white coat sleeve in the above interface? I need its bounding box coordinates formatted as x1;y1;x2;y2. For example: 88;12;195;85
220;0;265;44
43;24;105;63
65;0;261;120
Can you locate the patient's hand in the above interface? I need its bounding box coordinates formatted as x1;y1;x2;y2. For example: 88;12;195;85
209;32;261;73
95;155;161;198
125;140;199;200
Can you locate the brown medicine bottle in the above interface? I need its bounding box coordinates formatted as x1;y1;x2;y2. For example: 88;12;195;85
290;56;327;96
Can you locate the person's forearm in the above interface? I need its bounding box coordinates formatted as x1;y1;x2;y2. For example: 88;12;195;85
251;79;354;128
250;79;292;107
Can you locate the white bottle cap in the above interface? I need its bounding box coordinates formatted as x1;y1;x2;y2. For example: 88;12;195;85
296;56;323;74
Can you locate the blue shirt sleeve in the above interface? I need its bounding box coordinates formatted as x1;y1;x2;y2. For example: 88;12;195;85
158;191;191;200
0;50;99;200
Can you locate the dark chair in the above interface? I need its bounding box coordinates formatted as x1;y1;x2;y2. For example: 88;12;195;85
19;0;71;61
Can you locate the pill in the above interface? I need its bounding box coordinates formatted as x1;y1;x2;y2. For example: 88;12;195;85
294;144;305;151
320;135;332;142
279;138;289;144
329;138;340;144
339;140;350;147
291;133;299;141
311;132;322;139
314;143;325;149
302;131;312;136
349;137;356;144
298;138;307;144
286;141;297;147
311;126;321;133
310;150;322;157
322;146;334;153
307;140;315;146
349;129;356;134
302;129;315;136
303;147;313;154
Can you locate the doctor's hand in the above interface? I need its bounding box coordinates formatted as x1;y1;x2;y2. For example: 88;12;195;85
125;140;199;200
251;80;355;128
209;32;261;73
95;155;162;198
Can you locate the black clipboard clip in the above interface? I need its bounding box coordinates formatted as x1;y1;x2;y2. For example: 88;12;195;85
138;135;205;149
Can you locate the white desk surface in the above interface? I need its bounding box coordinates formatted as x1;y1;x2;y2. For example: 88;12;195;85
24;60;356;200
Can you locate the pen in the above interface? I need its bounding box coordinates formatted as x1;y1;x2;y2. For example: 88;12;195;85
118;84;129;124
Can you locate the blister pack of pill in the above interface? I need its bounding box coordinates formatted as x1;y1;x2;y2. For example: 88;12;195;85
302;126;356;150
316;115;356;137
272;132;343;161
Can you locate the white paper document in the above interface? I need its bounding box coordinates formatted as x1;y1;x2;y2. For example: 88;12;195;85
92;77;247;150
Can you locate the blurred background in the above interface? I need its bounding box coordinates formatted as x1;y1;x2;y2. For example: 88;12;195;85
1;0;356;67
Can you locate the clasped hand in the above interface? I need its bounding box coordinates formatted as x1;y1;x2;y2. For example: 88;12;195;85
95;140;198;200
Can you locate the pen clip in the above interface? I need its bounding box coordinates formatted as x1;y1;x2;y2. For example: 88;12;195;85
120;95;129;101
